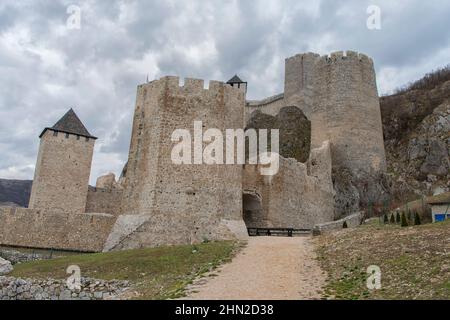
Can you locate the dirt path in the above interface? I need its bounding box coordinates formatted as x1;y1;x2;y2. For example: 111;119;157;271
184;236;326;300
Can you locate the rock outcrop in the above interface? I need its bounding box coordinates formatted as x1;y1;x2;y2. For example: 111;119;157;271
246;106;311;163
381;78;450;201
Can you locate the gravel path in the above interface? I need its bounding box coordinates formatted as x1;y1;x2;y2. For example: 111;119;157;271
184;236;326;300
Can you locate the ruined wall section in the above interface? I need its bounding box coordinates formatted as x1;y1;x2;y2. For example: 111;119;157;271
311;51;386;174
110;77;247;250
243;141;334;229
28;131;95;214
0;207;115;252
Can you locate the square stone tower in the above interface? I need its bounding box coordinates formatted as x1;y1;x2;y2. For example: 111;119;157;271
226;75;247;95
105;77;248;250
28;109;97;214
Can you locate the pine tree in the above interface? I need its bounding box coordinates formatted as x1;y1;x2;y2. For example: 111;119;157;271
396;211;401;223
390;214;395;224
401;212;408;227
343;221;348;228
383;214;388;224
414;212;421;225
407;210;412;222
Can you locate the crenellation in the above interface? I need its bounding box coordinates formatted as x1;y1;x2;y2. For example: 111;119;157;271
358;52;372;64
330;51;344;60
346;50;359;59
184;78;204;92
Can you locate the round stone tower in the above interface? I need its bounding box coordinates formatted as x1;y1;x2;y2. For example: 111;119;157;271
310;51;386;175
283;50;388;214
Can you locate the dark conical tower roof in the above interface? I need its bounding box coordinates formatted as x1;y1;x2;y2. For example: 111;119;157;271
39;108;97;139
227;75;245;84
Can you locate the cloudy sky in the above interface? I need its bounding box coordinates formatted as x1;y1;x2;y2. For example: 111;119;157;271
1;0;449;184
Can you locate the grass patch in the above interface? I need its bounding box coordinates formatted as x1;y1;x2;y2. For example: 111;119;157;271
315;220;450;300
10;241;239;300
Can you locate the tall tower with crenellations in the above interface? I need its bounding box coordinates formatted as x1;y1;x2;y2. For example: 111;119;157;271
28;108;97;214
105;76;248;250
283;51;388;214
284;51;386;176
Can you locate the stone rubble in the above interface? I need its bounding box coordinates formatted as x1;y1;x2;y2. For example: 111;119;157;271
0;258;13;275
0;276;130;300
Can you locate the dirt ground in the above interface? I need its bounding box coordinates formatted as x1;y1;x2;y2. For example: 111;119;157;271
183;236;326;300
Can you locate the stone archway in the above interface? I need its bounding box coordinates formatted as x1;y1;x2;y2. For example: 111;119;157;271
242;191;263;228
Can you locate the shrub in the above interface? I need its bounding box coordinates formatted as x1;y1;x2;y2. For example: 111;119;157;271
401;212;408;227
396;212;401;223
343;221;348;228
414;212;421;225
407;210;411;221
391;64;450;95
390;214;395;224
383;214;388;224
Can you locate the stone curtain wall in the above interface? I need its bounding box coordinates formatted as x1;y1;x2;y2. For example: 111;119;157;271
312;212;362;235
28;130;95;214
0;207;115;252
246;94;285;120
85;187;123;217
0;276;129;300
243;141;334;229
108;77;248;250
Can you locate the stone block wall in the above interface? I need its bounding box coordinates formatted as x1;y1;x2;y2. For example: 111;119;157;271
85;187;123;217
312;212;362;235
0;207;115;252
242;141;334;229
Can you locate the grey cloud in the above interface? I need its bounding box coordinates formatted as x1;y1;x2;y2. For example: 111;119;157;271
0;0;449;183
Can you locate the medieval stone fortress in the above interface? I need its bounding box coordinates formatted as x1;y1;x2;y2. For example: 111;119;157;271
0;50;387;253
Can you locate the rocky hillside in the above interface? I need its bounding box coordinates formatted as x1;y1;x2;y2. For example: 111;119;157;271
380;66;450;204
0;179;32;207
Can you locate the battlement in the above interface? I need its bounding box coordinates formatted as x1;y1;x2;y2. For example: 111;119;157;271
88;186;122;194
140;76;244;97
285;51;373;65
316;50;374;66
285;52;320;63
